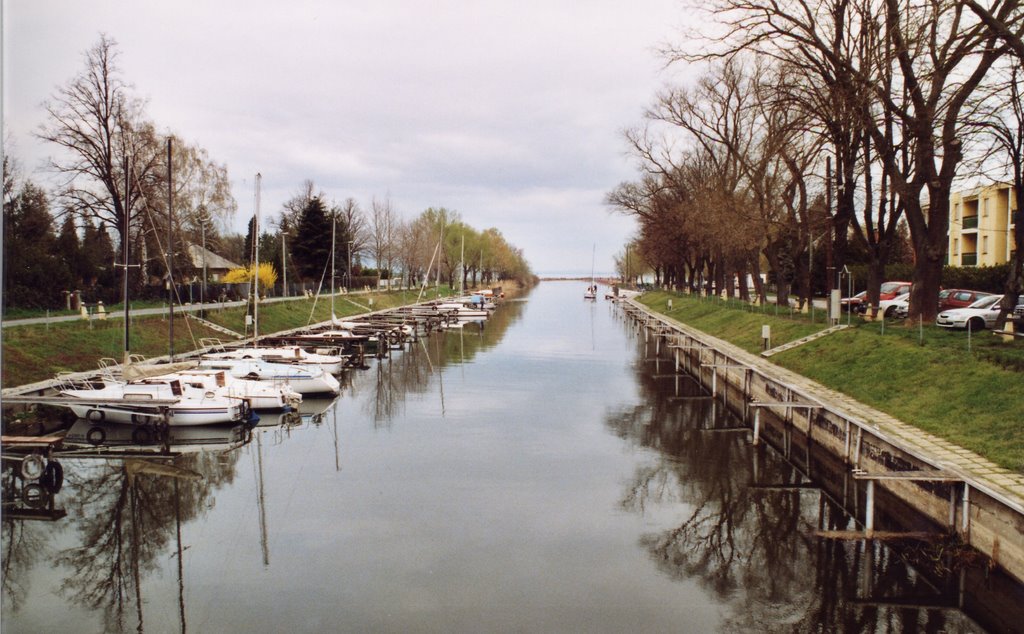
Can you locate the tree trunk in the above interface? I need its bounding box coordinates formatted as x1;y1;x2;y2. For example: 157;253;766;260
997;182;1024;328
905;186;949;321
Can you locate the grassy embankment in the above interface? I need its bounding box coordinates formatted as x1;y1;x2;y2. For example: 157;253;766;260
1;287;451;389
639;290;1024;473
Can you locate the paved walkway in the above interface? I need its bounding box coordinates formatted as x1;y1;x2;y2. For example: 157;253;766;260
0;287;404;329
632;300;1024;513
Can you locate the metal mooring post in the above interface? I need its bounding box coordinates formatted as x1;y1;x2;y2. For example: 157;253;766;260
752;409;761;445
865;480;875;536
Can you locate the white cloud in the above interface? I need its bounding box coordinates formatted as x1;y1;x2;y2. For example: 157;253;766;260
3;0;693;273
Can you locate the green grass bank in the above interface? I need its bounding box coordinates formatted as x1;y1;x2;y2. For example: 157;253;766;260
638;291;1024;473
1;287;453;389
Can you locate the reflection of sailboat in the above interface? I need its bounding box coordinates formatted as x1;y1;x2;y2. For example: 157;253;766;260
584;244;597;300
64;418;254;455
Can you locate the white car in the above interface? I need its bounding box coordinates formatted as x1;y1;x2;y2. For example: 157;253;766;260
878;292;910;319
935;294;1004;330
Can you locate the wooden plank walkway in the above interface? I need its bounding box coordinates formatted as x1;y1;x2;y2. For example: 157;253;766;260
761;324;850;357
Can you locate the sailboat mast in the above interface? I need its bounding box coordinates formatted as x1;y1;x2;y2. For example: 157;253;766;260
122;156;131;364
253;173;261;344
167;138;174;361
331;212;336;318
437;218;444;298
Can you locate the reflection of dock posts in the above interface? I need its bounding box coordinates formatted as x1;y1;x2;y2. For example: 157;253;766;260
748;401;823;449
865;479;876;536
851;469;961;539
701;362;749;402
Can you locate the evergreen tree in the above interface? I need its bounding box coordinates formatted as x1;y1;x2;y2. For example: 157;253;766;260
290;196;332;281
81;219;117;301
243;215;256;264
56;215;81;286
2;181;65;308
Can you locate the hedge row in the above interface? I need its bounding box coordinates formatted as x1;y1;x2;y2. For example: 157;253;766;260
847;263;1013;294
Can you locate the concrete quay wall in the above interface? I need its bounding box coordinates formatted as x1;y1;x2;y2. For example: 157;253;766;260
622;299;1024;584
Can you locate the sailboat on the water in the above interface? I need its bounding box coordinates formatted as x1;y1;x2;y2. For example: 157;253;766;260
584;244;597;300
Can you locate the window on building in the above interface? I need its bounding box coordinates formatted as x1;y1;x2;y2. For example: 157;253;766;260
982;198;988;217
953;238;959;255
954;202;960;220
983;235;989;254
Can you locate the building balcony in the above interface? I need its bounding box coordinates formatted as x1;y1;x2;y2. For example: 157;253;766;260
961;251;978;266
962;215;979;230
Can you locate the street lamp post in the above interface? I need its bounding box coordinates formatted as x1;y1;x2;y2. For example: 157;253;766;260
347;240;353;292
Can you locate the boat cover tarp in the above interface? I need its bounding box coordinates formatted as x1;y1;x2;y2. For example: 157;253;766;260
123;361;199;382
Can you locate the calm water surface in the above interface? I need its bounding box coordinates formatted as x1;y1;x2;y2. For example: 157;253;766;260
2;281;1010;632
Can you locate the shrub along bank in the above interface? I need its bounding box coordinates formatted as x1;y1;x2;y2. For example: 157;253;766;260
639;291;1024;473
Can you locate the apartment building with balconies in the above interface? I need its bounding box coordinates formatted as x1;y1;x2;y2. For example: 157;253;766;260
948;183;1018;267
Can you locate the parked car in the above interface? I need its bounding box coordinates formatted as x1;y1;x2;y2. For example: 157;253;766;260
936;294;1004;330
855;281;912;314
938;289;992;311
840;290;867;313
879;292;910;319
1015;301;1024;327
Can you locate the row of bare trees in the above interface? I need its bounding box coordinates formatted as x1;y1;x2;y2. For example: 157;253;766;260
608;0;1024;323
256;186;533;293
4;34;533;308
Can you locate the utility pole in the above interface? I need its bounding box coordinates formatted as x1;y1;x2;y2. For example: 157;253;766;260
282;232;287;297
201;219;207;319
167;137;174;361
825;156;834;294
347;240;353;292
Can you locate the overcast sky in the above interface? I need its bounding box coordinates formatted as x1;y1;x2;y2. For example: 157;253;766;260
3;0;696;275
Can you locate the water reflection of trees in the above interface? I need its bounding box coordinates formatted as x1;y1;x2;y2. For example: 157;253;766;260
606;344;980;632
1;518;48;612
3;448;244;633
363;299;527;427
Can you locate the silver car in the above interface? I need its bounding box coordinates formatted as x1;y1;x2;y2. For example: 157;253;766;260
936;294;1004;330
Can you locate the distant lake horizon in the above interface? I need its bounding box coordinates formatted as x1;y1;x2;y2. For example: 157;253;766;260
536;271;619;279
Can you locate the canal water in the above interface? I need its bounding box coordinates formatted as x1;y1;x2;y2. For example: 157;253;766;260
2;281;1016;632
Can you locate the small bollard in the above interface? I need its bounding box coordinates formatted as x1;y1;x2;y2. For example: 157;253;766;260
79;304;89;320
97;301;107;320
1001;320;1015;343
761;324;771;351
667;299;673;310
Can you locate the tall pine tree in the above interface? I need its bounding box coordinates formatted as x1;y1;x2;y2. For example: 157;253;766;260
290;196;332;281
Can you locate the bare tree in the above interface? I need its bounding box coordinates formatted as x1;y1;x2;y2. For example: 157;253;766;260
37;35;160;253
681;0;1010;320
369;195;398;288
971;60;1024;326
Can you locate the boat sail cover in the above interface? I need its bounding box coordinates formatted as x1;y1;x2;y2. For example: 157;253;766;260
122;361;199;382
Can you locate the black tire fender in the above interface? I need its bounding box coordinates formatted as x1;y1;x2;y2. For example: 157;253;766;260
86;426;107;445
40;461;64;494
132;426;153;444
19;454;45;481
21;483;47;508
